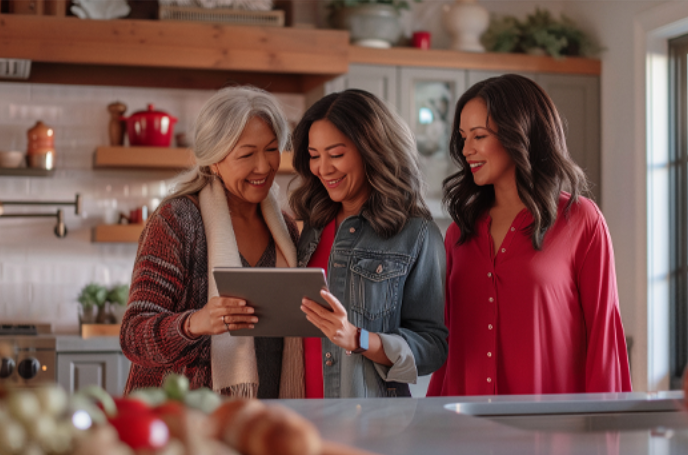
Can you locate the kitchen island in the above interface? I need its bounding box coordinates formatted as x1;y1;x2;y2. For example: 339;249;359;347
279;392;688;454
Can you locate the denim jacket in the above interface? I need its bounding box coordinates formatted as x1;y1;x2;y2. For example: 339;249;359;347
297;213;448;398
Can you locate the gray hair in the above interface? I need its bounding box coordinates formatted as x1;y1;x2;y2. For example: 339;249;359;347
163;86;291;204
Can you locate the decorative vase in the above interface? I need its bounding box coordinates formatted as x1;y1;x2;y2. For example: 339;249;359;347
333;4;402;49
442;0;490;53
79;306;96;324
109;303;127;324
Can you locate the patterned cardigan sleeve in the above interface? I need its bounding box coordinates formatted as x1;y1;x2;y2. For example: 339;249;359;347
120;198;210;368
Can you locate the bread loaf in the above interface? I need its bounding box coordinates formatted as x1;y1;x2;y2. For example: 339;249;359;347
212;399;321;455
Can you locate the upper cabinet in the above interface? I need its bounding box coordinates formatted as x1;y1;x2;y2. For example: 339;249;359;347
325;49;601;216
0;15;350;93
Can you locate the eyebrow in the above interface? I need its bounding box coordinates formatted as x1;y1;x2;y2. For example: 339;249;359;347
308;143;346;151
458;126;488;133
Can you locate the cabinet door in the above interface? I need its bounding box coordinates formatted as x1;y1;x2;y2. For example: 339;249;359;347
466;71;601;203
57;352;125;396
399;67;466;203
324;64;398;109
536;74;601;203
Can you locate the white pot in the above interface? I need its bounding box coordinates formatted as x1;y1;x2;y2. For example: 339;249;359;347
442;0;490;53
334;5;402;49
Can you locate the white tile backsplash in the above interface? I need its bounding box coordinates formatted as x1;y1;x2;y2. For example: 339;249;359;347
0;80;308;329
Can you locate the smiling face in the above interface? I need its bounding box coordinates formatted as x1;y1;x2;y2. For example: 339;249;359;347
213;116;280;205
308;119;370;216
459;97;516;190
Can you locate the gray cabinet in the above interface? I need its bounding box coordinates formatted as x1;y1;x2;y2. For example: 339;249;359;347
323;64;601;211
57;352;131;396
325;64;398;108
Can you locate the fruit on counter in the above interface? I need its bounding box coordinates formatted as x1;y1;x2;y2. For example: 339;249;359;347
162;374;190;402
213;399;322;455
0;384;134;455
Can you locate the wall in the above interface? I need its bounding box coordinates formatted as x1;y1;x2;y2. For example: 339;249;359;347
0;83;304;333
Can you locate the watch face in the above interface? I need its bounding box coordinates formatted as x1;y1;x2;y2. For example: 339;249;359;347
354;328;369;353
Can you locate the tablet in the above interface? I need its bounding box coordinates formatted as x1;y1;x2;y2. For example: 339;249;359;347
212;267;331;337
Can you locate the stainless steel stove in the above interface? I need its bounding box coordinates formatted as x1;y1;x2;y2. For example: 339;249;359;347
0;324;56;387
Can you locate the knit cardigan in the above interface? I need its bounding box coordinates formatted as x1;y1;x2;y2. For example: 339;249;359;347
120;195;299;395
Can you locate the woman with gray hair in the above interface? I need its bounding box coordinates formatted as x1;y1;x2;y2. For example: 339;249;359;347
120;86;304;399
290;89;448;398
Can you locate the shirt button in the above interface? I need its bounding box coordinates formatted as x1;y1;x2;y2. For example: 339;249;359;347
487;352;492;357
501;248;506;253
511;227;515;232
488;324;493;330
325;352;332;358
326;360;333;367
488;297;494;302
487;377;492;383
349;227;356;234
487;272;492;278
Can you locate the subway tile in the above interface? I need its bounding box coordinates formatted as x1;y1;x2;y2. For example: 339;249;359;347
0;177;31;196
31;84;114;103
0;82;31;101
0;283;30;308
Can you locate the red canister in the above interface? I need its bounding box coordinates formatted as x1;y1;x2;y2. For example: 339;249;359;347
121;104;178;147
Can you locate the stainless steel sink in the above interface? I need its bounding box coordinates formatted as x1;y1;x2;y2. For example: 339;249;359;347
444;391;688;433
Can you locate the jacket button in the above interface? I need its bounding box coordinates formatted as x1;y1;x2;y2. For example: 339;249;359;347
325;352;332;358
326;360;333;367
349;227;356;233
376;264;383;274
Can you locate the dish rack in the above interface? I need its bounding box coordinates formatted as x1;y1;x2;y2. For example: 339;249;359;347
159;5;285;27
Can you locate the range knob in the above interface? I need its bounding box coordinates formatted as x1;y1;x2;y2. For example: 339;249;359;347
17;358;40;379
0;358;15;378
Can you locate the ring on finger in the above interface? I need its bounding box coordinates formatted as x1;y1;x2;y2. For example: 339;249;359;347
224;321;230;332
222;315;226;323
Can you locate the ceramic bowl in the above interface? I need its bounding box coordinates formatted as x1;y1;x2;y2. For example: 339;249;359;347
0;150;25;168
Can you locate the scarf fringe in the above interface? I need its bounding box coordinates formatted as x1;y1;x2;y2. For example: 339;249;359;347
222;383;259;399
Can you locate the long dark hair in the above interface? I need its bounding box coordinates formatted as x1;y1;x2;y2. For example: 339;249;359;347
443;74;588;250
290;89;431;238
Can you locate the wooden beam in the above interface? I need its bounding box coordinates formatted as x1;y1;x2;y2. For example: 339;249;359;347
94;146;195;169
0;15;350;75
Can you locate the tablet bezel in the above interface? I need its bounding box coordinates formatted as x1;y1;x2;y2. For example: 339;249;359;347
212;267;330;337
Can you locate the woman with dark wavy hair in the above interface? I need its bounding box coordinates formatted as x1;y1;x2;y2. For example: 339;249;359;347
290;89;448;398
427;74;631;396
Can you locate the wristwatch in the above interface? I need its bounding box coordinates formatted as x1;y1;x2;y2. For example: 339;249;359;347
346;327;369;356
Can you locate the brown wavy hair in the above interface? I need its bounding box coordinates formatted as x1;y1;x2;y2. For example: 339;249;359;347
289;89;431;238
443;74;588;250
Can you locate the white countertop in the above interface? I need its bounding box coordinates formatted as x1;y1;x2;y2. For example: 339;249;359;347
278;392;688;455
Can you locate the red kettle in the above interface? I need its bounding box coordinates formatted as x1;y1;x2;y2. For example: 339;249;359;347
121;104;178;147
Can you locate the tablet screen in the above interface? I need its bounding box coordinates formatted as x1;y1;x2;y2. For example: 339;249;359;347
213;267;330;337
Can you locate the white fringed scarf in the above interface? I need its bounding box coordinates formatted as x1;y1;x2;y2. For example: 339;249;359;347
199;178;304;398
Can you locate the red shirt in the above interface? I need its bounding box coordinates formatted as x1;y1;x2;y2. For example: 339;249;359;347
303;219;336;398
427;193;632;396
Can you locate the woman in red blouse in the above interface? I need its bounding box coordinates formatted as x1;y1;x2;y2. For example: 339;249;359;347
427;74;632;396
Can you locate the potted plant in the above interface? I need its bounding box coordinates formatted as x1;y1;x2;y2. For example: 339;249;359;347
481;8;602;59
107;284;130;324
328;0;421;48
77;283;108;324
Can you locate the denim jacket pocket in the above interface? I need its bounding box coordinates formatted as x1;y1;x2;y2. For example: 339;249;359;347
349;256;407;332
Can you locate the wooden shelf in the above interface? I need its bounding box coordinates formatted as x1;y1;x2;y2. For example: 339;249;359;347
0;167;55;177
94;145;295;173
81;323;121;338
93;224;144;243
349;46;601;76
0;15;349;93
94;146;194;169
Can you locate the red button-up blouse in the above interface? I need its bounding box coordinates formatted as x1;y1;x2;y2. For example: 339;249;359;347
427;193;632;396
